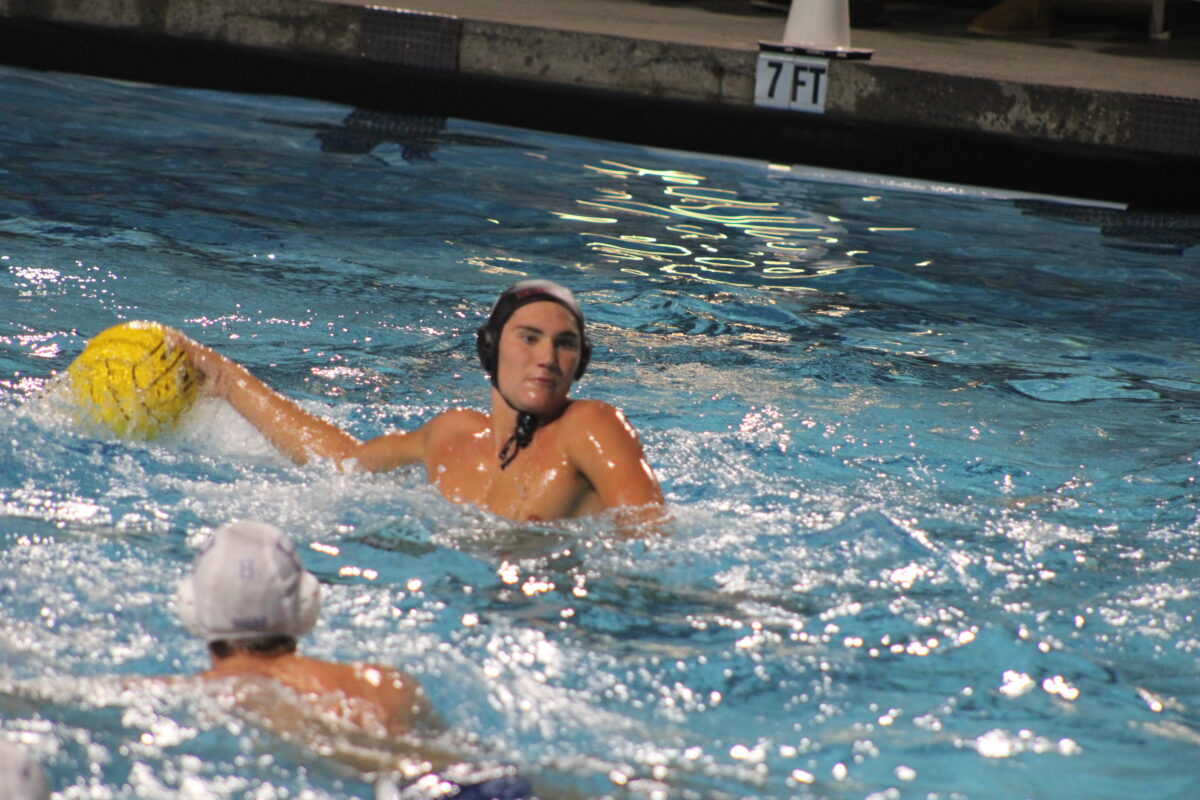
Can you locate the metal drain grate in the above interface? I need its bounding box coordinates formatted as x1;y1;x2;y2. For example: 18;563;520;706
359;7;461;71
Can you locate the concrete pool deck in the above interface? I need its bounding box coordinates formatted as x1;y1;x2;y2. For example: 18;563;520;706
0;0;1198;209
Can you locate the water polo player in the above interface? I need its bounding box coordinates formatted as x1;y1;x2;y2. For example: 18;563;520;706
178;519;430;735
169;280;664;525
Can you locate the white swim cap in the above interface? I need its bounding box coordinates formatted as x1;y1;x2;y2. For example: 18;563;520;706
0;742;50;800
176;520;320;643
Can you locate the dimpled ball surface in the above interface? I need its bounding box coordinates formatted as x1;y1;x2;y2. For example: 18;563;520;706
67;321;200;440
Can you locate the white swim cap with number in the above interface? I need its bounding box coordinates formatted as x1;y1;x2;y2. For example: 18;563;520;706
0;742;50;800
176;520;320;643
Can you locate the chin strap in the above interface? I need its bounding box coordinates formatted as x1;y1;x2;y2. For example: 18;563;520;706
497;410;539;470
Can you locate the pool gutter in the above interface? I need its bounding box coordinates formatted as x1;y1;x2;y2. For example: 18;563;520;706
0;0;1197;211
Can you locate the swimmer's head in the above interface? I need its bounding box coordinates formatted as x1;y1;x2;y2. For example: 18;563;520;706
476;280;592;386
176;520;321;645
0;742;50;800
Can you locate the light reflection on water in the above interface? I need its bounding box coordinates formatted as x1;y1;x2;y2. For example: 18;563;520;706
0;64;1199;800
558;160;870;289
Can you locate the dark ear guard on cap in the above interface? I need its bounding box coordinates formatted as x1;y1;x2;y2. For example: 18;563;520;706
575;338;592;380
476;324;498;378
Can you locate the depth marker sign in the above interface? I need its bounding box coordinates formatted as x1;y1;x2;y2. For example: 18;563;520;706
755;53;831;114
754;21;871;116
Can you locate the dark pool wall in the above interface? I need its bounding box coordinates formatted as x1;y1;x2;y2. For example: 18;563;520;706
0;0;1197;211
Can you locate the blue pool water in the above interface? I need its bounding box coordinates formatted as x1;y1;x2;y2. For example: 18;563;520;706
2;63;1200;799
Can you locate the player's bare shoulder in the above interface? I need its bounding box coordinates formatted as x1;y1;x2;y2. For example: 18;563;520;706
421;407;490;452
559;399;643;446
562;398;632;426
427;406;489;432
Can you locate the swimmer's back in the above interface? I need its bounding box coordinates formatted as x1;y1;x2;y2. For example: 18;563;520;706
204;653;429;736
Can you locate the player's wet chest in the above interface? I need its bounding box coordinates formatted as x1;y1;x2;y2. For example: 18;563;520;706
431;434;585;519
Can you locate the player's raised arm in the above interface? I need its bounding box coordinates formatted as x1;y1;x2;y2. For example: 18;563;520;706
167;330;364;466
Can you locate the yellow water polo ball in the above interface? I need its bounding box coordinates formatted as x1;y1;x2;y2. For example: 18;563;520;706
67;320;201;440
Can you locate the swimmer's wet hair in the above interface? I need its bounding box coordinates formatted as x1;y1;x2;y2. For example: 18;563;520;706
208;635;297;660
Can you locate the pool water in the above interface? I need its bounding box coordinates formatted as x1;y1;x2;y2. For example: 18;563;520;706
2;64;1200;799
